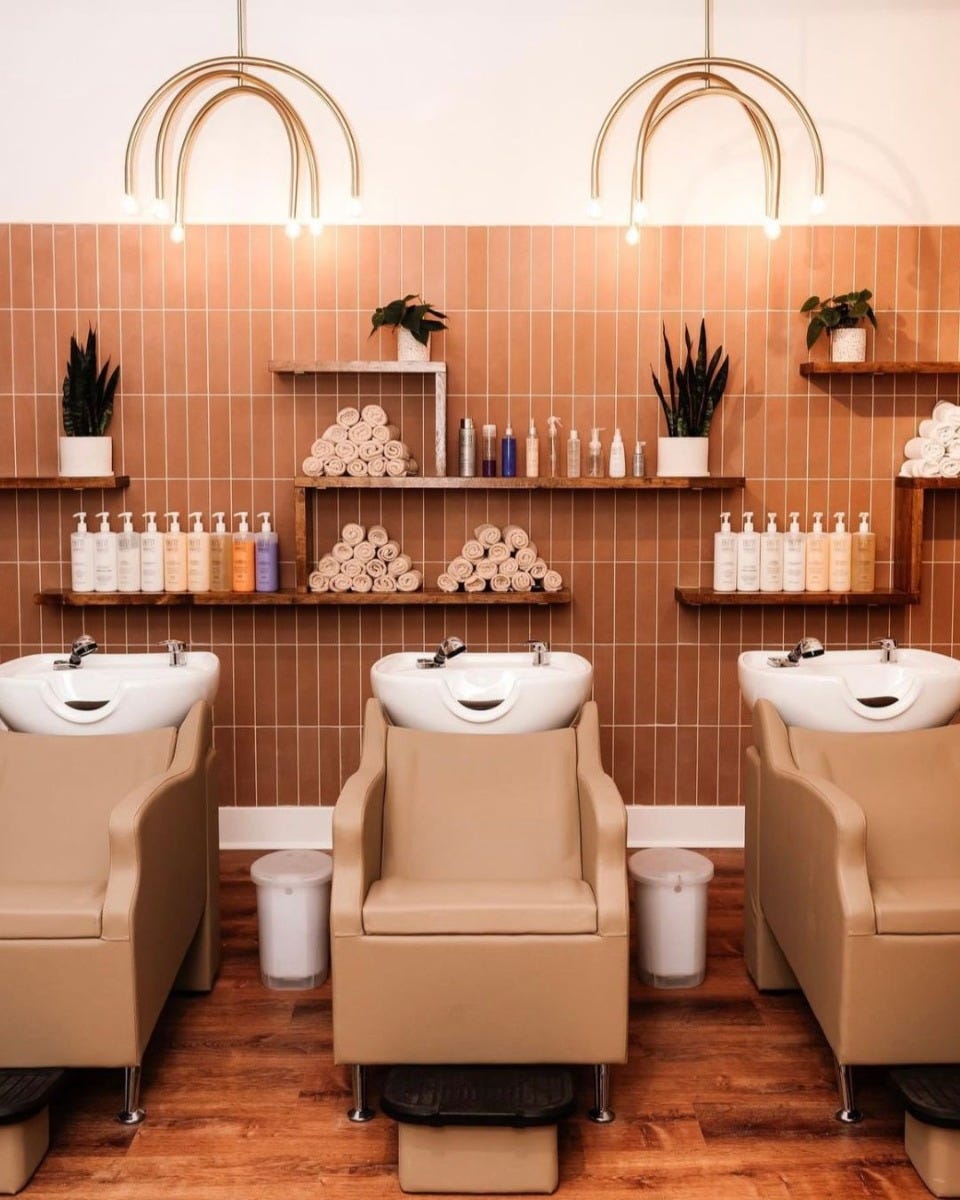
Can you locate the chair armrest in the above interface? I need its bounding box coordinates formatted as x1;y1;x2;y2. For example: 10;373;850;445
576;702;628;936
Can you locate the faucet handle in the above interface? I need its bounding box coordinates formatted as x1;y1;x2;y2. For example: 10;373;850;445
158;638;187;666
525;639;550;665
874;637;898;647
526;639;550;648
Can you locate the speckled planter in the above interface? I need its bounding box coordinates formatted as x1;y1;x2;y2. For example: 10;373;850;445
830;327;867;363
397;329;430;362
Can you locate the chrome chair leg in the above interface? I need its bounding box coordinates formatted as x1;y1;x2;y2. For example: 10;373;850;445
347;1064;375;1123
834;1058;862;1124
117;1065;146;1125
588;1063;615;1124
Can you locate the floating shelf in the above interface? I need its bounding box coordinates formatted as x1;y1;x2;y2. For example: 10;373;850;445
36;588;570;608
800;361;960;377
0;475;130;490
675;587;918;608
893;475;960;595
295;475;746;491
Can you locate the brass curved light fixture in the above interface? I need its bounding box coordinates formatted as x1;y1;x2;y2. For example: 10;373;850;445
124;0;361;241
591;0;825;242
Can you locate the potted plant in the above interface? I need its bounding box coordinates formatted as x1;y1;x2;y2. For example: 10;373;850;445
370;294;447;362
651;320;729;477
59;327;119;477
801;290;877;363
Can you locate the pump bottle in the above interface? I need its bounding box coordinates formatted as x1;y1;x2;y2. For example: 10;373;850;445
525;420;539;478
783;512;806;593
852;512;877;593
232;512;255;592
187;512;211;593
163;512;187;592
608;429;626;478
92;511;118;592
758;513;783;592
140;512;164;593
713;512;737;592
255;512;279;592
566;429;581;478
632;441;646;478
117;512;141;593
546;415;561;479
805;512;829;592
70;512;95;593
829;512;852;592
736;511;760;592
209;512;233;591
586;428;605;478
501;423;517;478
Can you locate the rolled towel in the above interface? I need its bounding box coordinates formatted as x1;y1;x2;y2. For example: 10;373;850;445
948;439;960;460
378;540;401;562
386;458;409;477
365;558;388;578
316;554;340;577
502;524;529;549
542;570;564;592
462;539;485;561
396;569;423;593
498;556;518;576
335;439;359;462
511;570;533;592
371;423;401;444
353;541;376;563
331;541;354;563
899;459;941;477
941;457;960;477
351;573;373;593
904;436;945;463
348;420;373;444
474;523;502;547
516;545;538;570
384;440;410;460
475;558;498;580
321;424;344;442
347;459;368;477
342;558;364;579
529;558;548;579
464;574;487;592
368;457;387;476
311;437;335;459
388;553;413;578
341;523;366;546
933;400;960;426
447;555;473;581
918;420;955;446
337;406;360;427
330;573;353;592
302;456;324;477
324;456;346;476
358;440;381;461
372;574;398;593
437;572;461;593
407;457;419;475
308;571;329;592
489;573;511;593
361;403;389;427
487;542;510;563
367;525;389;547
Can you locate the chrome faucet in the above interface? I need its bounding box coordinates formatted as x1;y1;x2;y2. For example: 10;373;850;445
417;636;467;669
53;633;98;670
527;639;550;666
159;639;188;667
875;637;899;663
787;636;825;663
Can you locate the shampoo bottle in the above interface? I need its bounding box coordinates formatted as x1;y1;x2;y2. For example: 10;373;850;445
232;512;255;593
93;511;118;592
501;423;517;478
736;511;760;592
187;512;211;593
586;428;605;478
608;428;626;478
525;419;539;478
632;440;646;478
759;512;784;592
783;512;806;593
140;512;164;593
117;512;141;593
805;512;829;592
712;511;737;593
70;511;95;593
458;417;476;478
481;424;497;477
209;511;233;591
163;512;187;593
546;415;561;478
829;511;852;592
255;511;279;592
566;428;581;478
852;511;876;593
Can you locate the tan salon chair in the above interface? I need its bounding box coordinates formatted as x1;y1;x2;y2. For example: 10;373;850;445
331;699;629;1124
749;698;960;1121
0;701;219;1124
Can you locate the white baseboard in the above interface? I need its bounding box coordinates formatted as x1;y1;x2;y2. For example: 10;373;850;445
219;804;744;851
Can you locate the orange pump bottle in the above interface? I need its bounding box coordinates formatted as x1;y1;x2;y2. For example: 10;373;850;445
232;511;255;592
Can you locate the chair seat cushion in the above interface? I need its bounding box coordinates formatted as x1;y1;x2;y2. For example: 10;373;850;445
872;877;960;934
362;878;597;935
0;882;104;938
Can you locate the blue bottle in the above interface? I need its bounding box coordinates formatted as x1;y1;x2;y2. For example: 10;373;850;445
501;422;517;477
255;511;279;592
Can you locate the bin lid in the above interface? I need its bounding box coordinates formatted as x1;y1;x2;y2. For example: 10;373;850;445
628;848;714;886
381;1065;575;1128
251;849;333;887
891;1067;960;1130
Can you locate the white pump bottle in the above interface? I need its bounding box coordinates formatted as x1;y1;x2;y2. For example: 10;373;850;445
736;511;760;592
783;512;806;593
712;512;737;592
140;512;164;593
187;512;211;593
117;512;141;593
70;511;95;593
93;512;118;592
759;513;784;592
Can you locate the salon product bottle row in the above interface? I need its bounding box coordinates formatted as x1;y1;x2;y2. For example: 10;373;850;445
713;510;876;595
457;416;645;480
69;510;280;595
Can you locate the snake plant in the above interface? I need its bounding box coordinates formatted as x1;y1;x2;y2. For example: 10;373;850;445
62;327;119;436
651;321;729;438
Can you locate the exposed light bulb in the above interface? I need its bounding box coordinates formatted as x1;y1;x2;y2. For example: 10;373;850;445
587;197;602;219
308;217;324;237
122;193;140;215
625;224;640;246
348;196;363;218
810;194;826;216
150;197;170;221
285;218;302;240
632;199;648;223
170;223;185;244
762;216;782;241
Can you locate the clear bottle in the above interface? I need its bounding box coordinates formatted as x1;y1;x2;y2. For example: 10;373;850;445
187;512;211;593
759;513;784;592
209;512;233;592
140;512;164;593
255;511;279;592
608;428;626;478
852;512;877;593
736;511;760;592
586;428;605;478
783;511;806;593
829;511;852;592
70;511;95;593
632;440;646;478
93;511;118;592
117;512;141;593
163;512;187;593
458;417;476;478
525;419;539;478
232;512;255;593
805;512;829;593
501;423;517;477
546;415;562;478
566;428;581;478
713;511;737;593
481;424;497;477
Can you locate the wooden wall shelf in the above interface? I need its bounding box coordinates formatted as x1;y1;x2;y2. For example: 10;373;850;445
675;587;918;608
893;476;960;595
295;475;746;492
35;588;570;608
800;361;960;377
0;476;129;490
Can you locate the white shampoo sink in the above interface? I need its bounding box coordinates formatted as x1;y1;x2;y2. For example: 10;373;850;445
738;648;960;733
371;651;593;733
0;651;220;735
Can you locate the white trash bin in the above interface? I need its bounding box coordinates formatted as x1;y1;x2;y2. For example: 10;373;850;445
251;850;333;989
628;848;714;988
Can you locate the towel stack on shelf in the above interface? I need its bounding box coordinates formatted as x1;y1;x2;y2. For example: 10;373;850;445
437;524;563;594
301;404;420;479
309;524;423;593
900;402;960;478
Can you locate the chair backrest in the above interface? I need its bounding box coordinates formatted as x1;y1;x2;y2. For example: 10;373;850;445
0;727;176;884
787;723;960;878
381;726;582;881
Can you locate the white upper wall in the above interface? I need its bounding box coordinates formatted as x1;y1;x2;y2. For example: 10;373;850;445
1;0;958;226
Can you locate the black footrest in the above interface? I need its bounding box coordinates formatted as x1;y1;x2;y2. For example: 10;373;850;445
892;1068;960;1130
381;1066;575;1128
0;1070;64;1125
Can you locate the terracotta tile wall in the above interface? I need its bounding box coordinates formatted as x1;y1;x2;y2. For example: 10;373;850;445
1;223;959;810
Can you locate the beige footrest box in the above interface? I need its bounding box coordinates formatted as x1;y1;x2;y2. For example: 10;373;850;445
382;1066;575;1196
893;1068;960;1198
0;1071;64;1195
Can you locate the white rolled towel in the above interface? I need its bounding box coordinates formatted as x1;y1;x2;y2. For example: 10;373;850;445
447;555;473;581
371;423;401;444
542;570;564;592
348;421;373;444
933;401;960;426
948;439;960;460
529;558;548;580
337;406;361;427
437;573;460;593
316;554;340;577
372;575;398;593
387;553;413;578
462;539;485;561
904;437;945;463
899;459;942;477
330;573;353;592
365;558;388;578
475;559;498;580
384;440;410;461
353;541;376;563
489;573;511;593
321;424;344;442
324;456;346;476
358;440;381;461
386;458;409;477
918;420;955;446
378;540;401;562
368;457;387;476
331;541;354;562
335;439;359;462
474;523;502;547
464;574;487;593
342;558;364;579
515;545;538;570
487;542;510;564
351;573;373;593
361;404;389;427
498;556;518;576
941;457;960;477
396;570;423;593
368;525;389;547
311;437;335;459
302;456;324;477
347;459;368;477
511;570;533;592
502;524;529;549
341;523;366;546
308;571;329;592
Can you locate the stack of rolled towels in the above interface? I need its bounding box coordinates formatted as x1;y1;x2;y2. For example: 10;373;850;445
900;401;960;478
309;524;423;594
437;524;563;594
301;404;419;479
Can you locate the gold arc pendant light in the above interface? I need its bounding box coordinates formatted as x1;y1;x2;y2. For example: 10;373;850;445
591;0;825;241
124;0;361;240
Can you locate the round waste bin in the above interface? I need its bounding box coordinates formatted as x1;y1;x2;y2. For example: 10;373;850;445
251;850;333;990
628;848;714;988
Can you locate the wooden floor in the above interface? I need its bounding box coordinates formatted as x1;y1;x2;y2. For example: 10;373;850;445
25;850;929;1199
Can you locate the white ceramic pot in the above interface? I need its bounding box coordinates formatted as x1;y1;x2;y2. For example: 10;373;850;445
59;436;112;477
656;436;709;478
830;326;867;363
397;328;430;362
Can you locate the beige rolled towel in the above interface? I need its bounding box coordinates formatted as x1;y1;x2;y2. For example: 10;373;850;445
386;458;409;477
331;541;354;563
388;553;413;578
365;558;388;578
321;424;343;442
396;570;423;593
542;570;563;592
948;439;960;461
502;524;529;550
407;457;419;475
348;420;373;444
464;574;487;592
437;572;460;593
511;570;533;592
368;457;387;476
367;525;389;547
335;439;359;462
941;457;960;478
308;570;329;592
330;573;353;592
311;437;335;459
342;558;364;579
475;558;498;580
462;539;485;561
302;456;324;477
378;539;401;562
447;555;473;581
351;573;373;593
918;420;955;446
361;403;389;427
316;554;340;577
489;573;511;593
487;541;510;564
474;523;502;547
372;423;401;444
498;556;518;576
347;459;368;477
324;456;346;477
516;545;538;570
353;541;376;563
358;440;381;461
372;574;398;593
529;558;548;579
341;523;366;546
384;440;410;460
337;406;361;427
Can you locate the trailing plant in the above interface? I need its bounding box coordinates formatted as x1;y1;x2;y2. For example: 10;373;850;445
651;320;729;438
800;290;877;350
370;294;448;346
62;327;119;436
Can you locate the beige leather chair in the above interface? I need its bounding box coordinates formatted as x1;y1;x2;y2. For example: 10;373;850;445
749;698;960;1121
331;699;629;1123
0;701;219;1124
